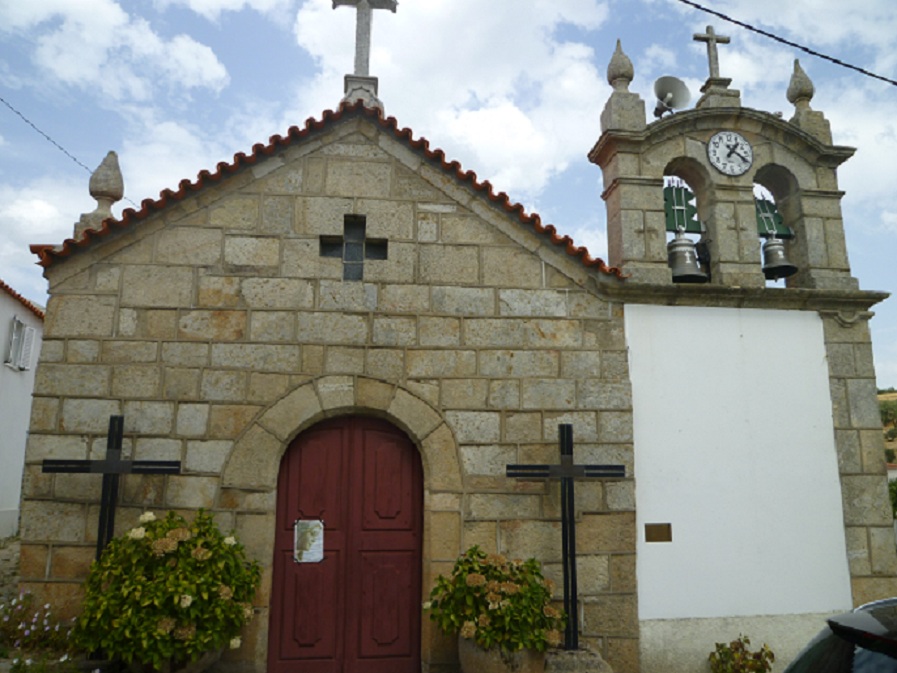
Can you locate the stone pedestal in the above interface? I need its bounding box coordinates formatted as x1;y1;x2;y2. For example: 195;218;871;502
546;648;614;673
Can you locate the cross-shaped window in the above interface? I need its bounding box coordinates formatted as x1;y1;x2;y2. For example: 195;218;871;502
319;215;388;281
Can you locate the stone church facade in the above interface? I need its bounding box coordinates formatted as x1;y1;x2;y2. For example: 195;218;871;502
17;35;896;673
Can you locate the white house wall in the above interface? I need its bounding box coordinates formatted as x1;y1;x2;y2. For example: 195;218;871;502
625;304;852;670
0;297;42;537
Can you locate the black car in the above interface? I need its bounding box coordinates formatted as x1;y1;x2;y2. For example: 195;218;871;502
785;599;897;672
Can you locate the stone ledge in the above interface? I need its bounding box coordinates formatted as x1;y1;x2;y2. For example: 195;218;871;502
597;281;888;312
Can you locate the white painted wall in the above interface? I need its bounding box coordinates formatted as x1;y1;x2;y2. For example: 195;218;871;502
0;294;42;537
626;305;852;621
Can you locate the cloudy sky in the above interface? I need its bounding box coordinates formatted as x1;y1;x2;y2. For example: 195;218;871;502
1;0;895;387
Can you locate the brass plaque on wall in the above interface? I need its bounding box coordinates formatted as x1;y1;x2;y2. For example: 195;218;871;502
645;523;673;543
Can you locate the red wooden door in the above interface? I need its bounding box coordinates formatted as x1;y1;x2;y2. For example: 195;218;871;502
268;417;423;673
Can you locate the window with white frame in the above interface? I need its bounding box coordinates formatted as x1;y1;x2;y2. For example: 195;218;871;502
4;316;36;371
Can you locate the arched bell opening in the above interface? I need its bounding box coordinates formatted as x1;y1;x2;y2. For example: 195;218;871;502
754;165;801;287
662;175;710;283
753;184;797;286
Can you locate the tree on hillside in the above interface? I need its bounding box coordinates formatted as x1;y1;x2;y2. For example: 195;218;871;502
882;400;897;429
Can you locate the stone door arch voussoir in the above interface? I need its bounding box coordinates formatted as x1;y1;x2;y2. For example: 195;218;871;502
222;376;463;494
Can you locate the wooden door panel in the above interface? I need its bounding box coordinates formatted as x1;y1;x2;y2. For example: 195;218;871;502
289;552;340;653
357;552;416;655
294;431;345;526
360;429;415;531
270;417;422;673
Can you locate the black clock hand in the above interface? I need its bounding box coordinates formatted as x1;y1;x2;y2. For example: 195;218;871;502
726;144;748;163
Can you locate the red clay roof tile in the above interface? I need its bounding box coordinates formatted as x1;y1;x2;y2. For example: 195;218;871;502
30;102;624;279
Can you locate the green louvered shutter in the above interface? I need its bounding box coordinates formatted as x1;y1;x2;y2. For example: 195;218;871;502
755;198;794;238
664;185;703;234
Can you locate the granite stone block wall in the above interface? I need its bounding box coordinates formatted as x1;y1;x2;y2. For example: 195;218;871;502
20;117;636;673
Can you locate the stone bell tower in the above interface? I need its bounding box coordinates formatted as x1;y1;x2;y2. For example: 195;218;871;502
590;34;856;291
589;31;896;673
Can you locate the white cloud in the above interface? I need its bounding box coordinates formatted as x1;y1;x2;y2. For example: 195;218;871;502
292;0;609;200
710;0;897;50
569;218;609;263
118;115;230;205
824;87;897;215
0;178;92;303
0;0;229;102
881;212;897;235
641;45;679;76
155;0;293;21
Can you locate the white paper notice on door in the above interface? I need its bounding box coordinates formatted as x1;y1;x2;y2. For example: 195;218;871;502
293;520;324;563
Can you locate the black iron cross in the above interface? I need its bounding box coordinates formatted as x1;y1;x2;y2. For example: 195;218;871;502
319;214;387;280
42;415;181;560
506;424;625;651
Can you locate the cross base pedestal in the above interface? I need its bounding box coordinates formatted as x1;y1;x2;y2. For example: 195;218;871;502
343;74;383;110
696;78;742;109
546;646;614;673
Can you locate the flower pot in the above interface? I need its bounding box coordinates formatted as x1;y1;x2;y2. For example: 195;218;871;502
458;635;545;673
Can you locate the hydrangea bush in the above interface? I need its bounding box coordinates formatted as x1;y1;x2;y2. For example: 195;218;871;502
426;545;565;653
73;510;261;672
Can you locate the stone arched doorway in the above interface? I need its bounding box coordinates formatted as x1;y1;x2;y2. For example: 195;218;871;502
220;376;463;672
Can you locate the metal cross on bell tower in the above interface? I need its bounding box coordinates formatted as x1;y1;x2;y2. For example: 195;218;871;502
333;0;397;110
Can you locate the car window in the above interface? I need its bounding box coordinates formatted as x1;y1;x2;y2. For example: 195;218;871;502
854;646;897;672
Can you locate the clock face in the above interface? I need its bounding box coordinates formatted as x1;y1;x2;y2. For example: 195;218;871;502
707;131;753;176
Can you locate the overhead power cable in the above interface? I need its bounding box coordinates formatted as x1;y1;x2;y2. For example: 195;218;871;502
675;0;897;88
0;92;138;207
0;93;93;173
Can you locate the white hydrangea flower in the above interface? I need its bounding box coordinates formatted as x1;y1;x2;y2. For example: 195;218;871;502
223;536;237;546
179;594;193;609
229;636;242;649
127;527;146;540
138;511;156;523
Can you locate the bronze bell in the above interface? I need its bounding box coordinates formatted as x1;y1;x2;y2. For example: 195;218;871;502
761;237;798;280
668;231;708;283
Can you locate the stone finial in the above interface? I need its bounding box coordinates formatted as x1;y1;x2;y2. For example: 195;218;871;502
607;39;634;92
89;151;124;212
599;39;645;132
74;151;124;238
786;59;815;111
786;59;832;143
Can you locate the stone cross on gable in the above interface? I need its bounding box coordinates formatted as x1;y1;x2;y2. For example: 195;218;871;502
694;25;730;80
333;0;397;77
